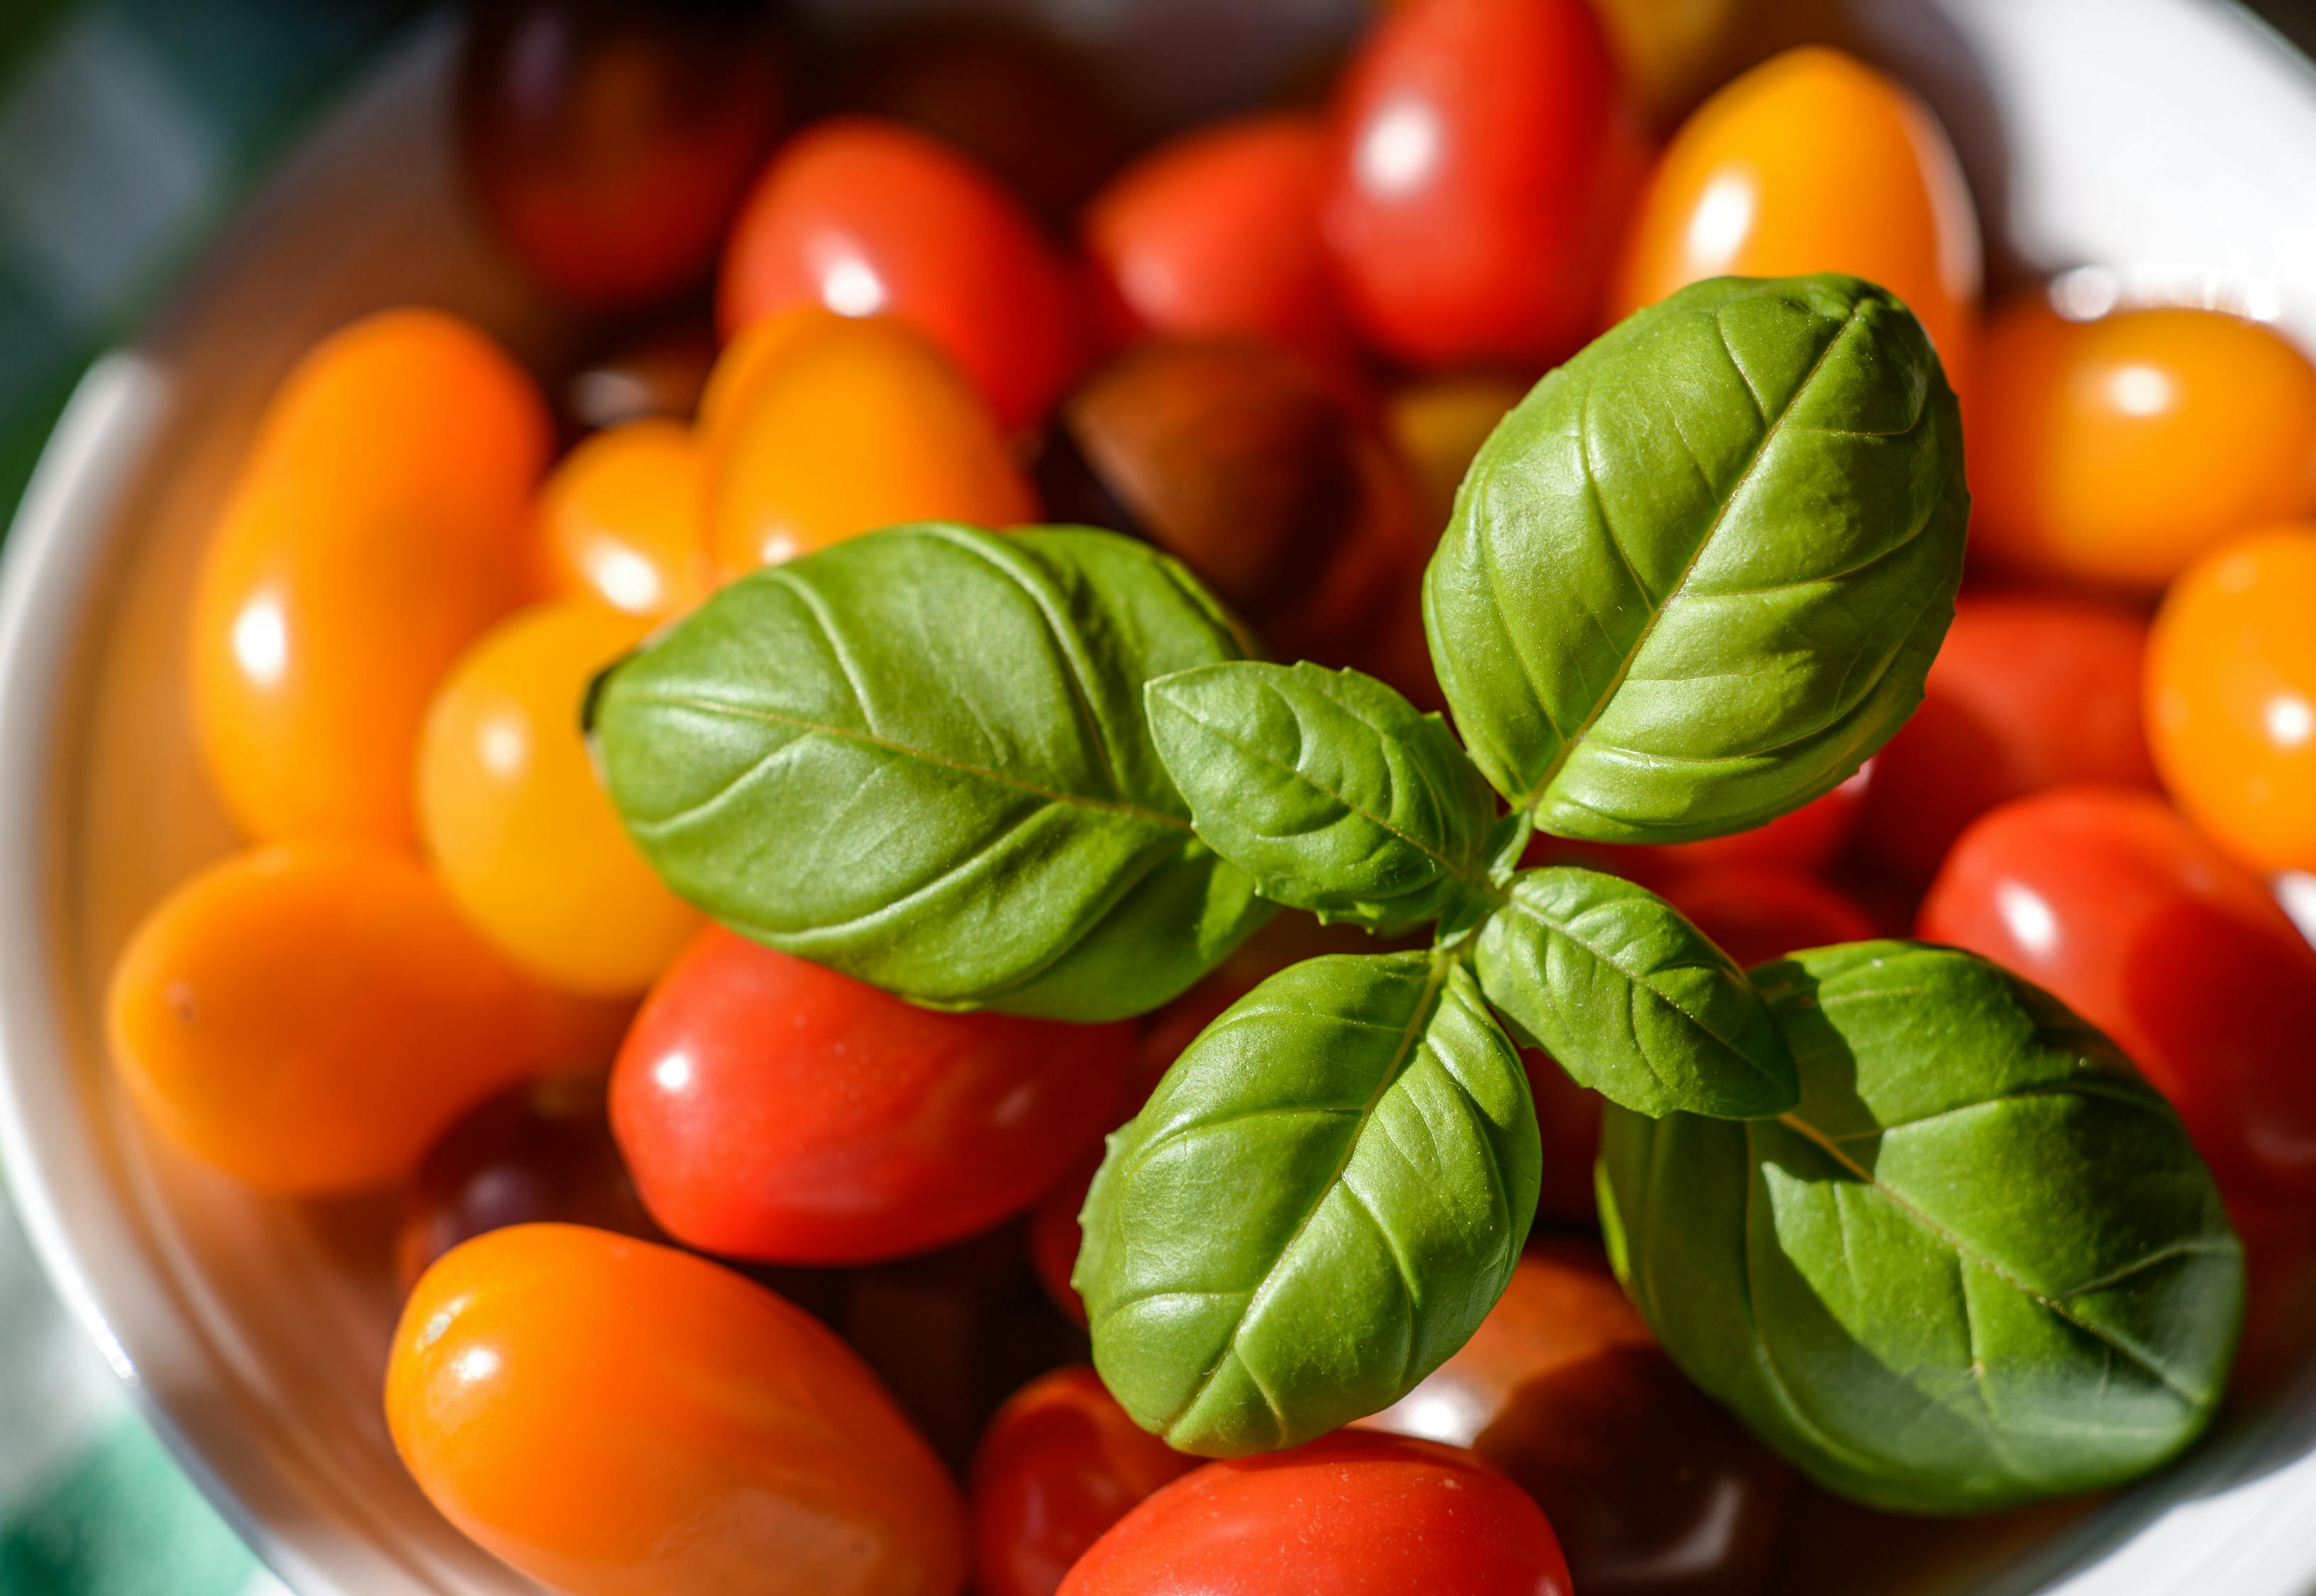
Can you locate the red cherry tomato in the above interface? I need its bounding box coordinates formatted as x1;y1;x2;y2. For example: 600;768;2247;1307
611;928;1134;1263
1082;113;1352;375
1851;592;2159;887
1600;763;1873;886
720;116;1086;430
1362;1244;1791;1596
970;1366;1197;1596
1324;0;1645;369
1917;786;2316;1209
1655;866;1875;970
1028;1153;1099;1328
1059;1431;1572;1596
458;0;787;307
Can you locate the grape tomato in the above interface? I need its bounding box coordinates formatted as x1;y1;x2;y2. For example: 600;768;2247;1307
720;116;1086;430
528;419;712;618
611;928;1134;1263
388;1224;967;1596
191;309;549;846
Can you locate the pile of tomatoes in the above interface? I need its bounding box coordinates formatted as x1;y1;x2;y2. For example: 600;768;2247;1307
97;0;2316;1592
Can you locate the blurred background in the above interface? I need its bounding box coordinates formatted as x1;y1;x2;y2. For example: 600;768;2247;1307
0;1;2312;1593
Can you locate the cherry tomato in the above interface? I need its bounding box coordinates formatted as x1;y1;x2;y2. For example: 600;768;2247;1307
1589;0;1753;127
1325;0;1644;369
1083;114;1352;375
971;1366;1198;1596
612;928;1134;1263
1038;340;1414;666
388;1224;966;1596
458;0;786;307
1655;865;1876;970
1059;1431;1572;1596
1387;373;1528;536
1917;786;2316;1208
1522;1053;1605;1229
1028;1153;1098;1328
2147;526;2316;871
836;16;1129;232
394;1073;658;1292
1968;298;2316;587
1851;592;2158;888
529;419;712;617
1612;48;1980;393
418;602;700;994
107;843;621;1193
1363;1245;1791;1596
1604;763;1873;885
720;116;1086;431
704;311;1037;577
191;310;549;846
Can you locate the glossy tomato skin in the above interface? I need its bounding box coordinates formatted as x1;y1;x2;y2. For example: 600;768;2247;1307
107;844;624;1194
1612;47;1980;393
1851;592;2159;887
191;310;548;846
970;1366;1197;1596
1083;114;1351;375
528;419;712;617
1655;865;1876;970
1363;1245;1790;1596
612;928;1135;1263
388;1224;966;1596
2147;526;2316;872
719;117;1086;431
1969;299;2316;588
1058;1431;1572;1596
1324;0;1645;369
1918;787;2316;1209
459;0;786;307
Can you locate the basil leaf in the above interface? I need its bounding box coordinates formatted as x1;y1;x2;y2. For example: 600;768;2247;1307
1146;662;1500;935
1598;941;2242;1514
1425;274;1968;842
1473;866;1795;1118
1077;951;1539;1456
590;523;1272;1022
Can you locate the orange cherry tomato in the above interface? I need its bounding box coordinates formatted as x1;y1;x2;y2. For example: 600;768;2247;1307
418;602;699;994
107;843;619;1193
1361;1245;1792;1596
1082;113;1352;375
191;309;550;846
388;1224;967;1596
2148;526;2316;872
529;419;712;617
719;116;1086;431
1612;48;1980;394
703;313;1038;577
1969;299;2316;587
970;1366;1197;1596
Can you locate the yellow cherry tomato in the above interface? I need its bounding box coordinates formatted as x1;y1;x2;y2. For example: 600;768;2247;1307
1971;298;2316;588
531;419;712;618
418;602;699;995
703;313;1038;578
1612;46;1980;392
2148;526;2316;872
694;304;843;458
107;843;624;1193
192;309;549;846
1385;373;1529;535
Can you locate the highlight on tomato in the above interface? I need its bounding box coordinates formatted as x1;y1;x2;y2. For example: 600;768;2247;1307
611;927;1135;1263
528;418;712;618
387;1224;967;1596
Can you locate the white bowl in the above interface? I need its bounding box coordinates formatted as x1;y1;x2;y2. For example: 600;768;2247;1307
4;4;2316;1594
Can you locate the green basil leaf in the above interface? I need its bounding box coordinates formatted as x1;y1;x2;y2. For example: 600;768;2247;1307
1598;941;2242;1514
589;522;1272;1021
1425;274;1968;842
1077;950;1540;1456
1473;866;1795;1117
1146;661;1500;935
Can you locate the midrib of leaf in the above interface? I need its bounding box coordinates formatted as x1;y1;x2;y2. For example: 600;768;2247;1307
1773;1111;2209;1407
1171;694;1492;896
1517;304;1868;813
619;692;1195;833
1163;951;1456;1433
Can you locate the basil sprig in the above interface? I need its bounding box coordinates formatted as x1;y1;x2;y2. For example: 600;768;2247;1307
594;275;2242;1508
1600;943;2242;1512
